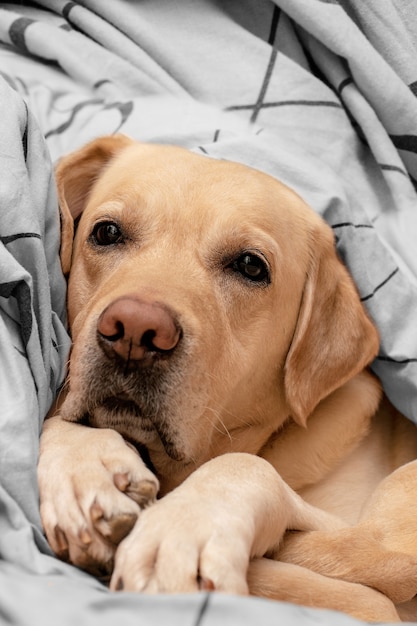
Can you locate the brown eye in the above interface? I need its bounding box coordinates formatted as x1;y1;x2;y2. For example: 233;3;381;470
230;253;270;284
91;221;124;246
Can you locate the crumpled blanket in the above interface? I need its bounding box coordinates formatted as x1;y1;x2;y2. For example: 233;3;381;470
0;2;417;624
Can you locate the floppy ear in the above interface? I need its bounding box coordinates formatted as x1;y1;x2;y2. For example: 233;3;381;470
284;223;379;426
55;134;133;276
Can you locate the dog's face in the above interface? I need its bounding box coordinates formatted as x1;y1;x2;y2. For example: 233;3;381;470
56;135;378;480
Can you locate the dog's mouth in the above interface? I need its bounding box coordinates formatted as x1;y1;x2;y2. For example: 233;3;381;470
63;337;196;464
84;389;186;463
98;395;156;432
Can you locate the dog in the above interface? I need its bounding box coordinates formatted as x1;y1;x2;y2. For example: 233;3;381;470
38;134;417;623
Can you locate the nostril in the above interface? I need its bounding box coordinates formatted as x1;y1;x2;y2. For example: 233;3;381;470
99;320;125;342
141;329;157;351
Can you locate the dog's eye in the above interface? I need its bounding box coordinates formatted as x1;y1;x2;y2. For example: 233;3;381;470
91;221;124;246
230;253;270;284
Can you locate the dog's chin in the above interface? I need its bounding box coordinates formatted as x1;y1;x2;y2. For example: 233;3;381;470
89;396;157;437
69;394;186;463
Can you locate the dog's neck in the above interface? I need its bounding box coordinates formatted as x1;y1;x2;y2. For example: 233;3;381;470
259;371;382;493
150;371;382;496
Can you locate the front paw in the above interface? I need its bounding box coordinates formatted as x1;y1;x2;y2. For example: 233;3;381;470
110;487;251;595
109;454;275;594
38;417;159;578
109;452;342;594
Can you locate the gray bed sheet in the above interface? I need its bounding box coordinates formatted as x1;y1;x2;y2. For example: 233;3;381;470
1;1;417;624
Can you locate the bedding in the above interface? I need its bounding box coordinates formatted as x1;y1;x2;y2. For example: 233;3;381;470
0;1;417;624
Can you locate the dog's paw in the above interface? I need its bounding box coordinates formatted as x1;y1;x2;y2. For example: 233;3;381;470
109;453;288;594
108;452;341;594
38;417;159;578
110;486;251;595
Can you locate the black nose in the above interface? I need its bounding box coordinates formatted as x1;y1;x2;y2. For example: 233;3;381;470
97;296;181;361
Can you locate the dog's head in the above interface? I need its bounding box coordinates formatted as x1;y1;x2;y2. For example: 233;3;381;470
56;135;379;477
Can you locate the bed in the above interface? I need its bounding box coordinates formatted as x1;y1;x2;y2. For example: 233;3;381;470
1;1;417;624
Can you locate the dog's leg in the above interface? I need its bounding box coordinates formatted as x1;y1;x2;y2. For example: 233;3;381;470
247;558;400;623
110;453;345;593
275;461;417;606
276;525;417;605
38;415;159;577
358;459;417;554
357;459;417;603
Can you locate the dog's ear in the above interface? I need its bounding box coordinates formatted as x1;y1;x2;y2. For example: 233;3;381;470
55;134;133;276
284;223;379;426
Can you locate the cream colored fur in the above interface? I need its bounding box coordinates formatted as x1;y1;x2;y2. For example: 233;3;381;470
38;136;417;622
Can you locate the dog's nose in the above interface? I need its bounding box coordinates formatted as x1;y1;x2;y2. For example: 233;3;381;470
97;297;181;361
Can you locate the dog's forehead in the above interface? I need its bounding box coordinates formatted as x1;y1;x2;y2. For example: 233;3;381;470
104;143;266;197
89;143;311;234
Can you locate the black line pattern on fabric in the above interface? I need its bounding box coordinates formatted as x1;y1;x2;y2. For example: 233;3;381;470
390;134;417;154
198;146;209;154
94;79;112;89
268;5;281;45
9;17;35;54
296;31;333;90
409;81;417;97
62;2;77;20
45;98;103;138
250;47;278;124
331;222;373;230
104;101;134;133
49;364;56;394
379;164;408;177
213;129;220;142
1;233;41;245
337;77;353;94
45;100;132;141
360;268;399;302
377;355;417;364
227;99;342;112
192;593;211;626
22;100;29;162
0;281;32;347
14;346;27;359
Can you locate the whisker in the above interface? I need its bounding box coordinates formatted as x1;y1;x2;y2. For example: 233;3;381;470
203;406;233;443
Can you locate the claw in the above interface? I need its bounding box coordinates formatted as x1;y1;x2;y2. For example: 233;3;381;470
54;525;69;560
90;499;138;544
106;512;138;544
113;472;158;508
198;576;215;591
90;501;105;523
79;527;92;546
126;480;158;508
114;472;130;492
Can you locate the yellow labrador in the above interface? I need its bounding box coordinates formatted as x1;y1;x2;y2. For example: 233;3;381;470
38;135;417;623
